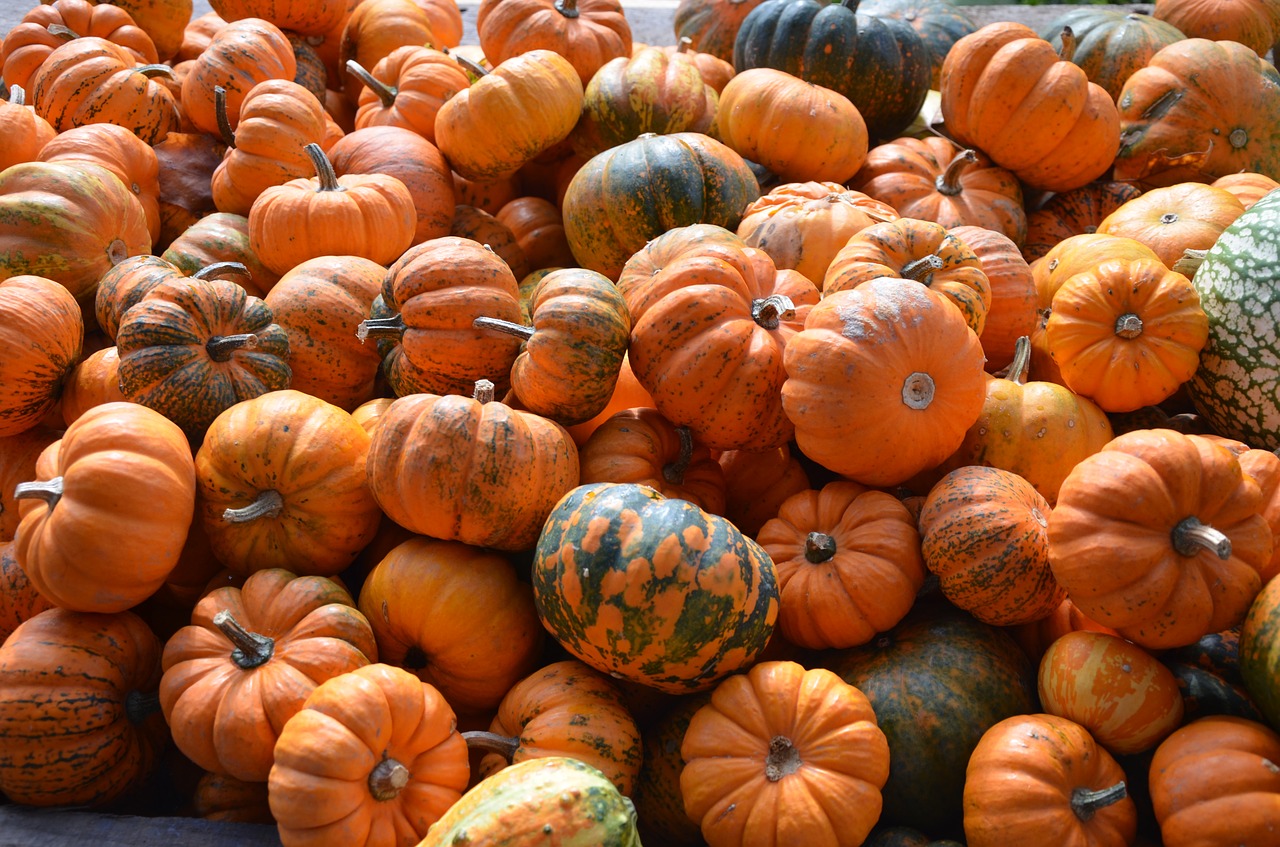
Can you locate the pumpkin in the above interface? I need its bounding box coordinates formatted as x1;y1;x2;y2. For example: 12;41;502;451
939;22;1120;192
477;0;633;86
1048;429;1273;649
60;346;127;426
0;608;165;807
496;196;575;270
578;408;727;515
949;225;1035;372
919;465;1063;627
1023;180;1145;263
1041;8;1186;102
451;168;523;215
0;0;158;94
349;46;468;144
1011;597;1119;664
1241;575;1280;730
365;382;579;552
108;0;191;62
782;277;987;487
561;132;761;280
0;275;83;438
532;482;778;693
963;713;1138;847
663;37;735;93
563;353;656;447
450;204;531;281
338;0;440;106
1148;715;1280;846
1113;38;1280;187
852;137;1026;247
161;212;277;298
180;18;295;138
1039;631;1185;755
1097;182;1246;271
681;661;890;847
193;772;274;824
1152;0;1277;57
718;443;811;538
674;0;768;62
209;0;349;36
0;427;60;542
757;480;924;649
268;663;470;847
96;254;251;341
632;692;710;845
715;68;868;184
159;567;378;782
467;660;642;794
1211;171;1280;209
13;402;195;613
0;85;56;172
115;275;291;440
0;542;55;643
356;536;545;714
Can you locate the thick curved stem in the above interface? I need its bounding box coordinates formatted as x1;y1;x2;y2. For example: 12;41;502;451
901;253;945;283
222;489;285;523
46;23;79;40
214;86;236;148
304;142;343;192
473;379;496;404
356;314;406;342
206;333;259;362
8;84;25;106
752;294;796;329
453;53;489;79
902;372;936;410
125;690;162;725
1172;248;1207;278
1114;313;1144;339
1071;783;1128;822
804;532;837;564
935;149;977;196
13;478;64;511
192;261;250;282
368;756;411;801
1057;26;1077;63
663;426;695;486
677;36;694;53
473;316;535;340
554;0;581;18
136;64;173;80
461;731;520;761
212;610;275;669
1007;335;1032;385
1172;516;1232;559
345;60;398;108
764;735;802;782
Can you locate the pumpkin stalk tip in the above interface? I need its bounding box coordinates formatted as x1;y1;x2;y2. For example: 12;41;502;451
45;23;78;40
13;477;64;511
212;610;275;669
8;84;25;106
368;756;412;801
1172;516;1232;560
222;489;285;524
1114;313;1144;339
473;316;535;340
901;254;945;284
936;149;978;196
1071;782;1128;821
453;53;489;79
213;86;236;149
764;735;802;782
206;333;259;362
192;261;251;283
902;371;937;410
345;60;397;108
663;426;696;486
553;0;581;18
804;532;838;564
1006;335;1032;385
751;294;796;330
461;730;520;761
304;143;344;192
356;314;406;342
473;379;496;404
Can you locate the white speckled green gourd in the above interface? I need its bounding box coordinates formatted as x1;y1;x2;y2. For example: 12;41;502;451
1188;187;1280;447
416;757;643;847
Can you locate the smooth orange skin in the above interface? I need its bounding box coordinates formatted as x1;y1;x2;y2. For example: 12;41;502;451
563;355;655;447
60;346;126;427
1211;171;1280;209
0;275;83;438
354;46;469;144
950;224;1035;372
717;442;811;539
180;18;295;137
39;123;162;243
1;0;158;92
0;89;56;172
1097;182;1245;269
477;0;633;86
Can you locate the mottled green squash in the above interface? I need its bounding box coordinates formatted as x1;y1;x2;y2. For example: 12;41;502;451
160;212;277;298
532;482;778;694
1240;575;1280;730
861;0;977;88
1041;9;1185;102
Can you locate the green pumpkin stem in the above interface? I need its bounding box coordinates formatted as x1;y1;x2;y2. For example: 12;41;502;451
45;23;79;41
936;149;978;197
764;735;803;782
304;142;343;192
473;379;496;404
453;53;489;79
901;254;945;283
125;690;163;725
13;477;64;511
473;316;535;341
1004;336;1032;385
356;314;406;342
804;532;838;564
1071;783;1128;822
206;333;259;362
663;426;695;486
214;86;236;148
461;730;520;761
192;261;251;283
1172;248;1207;278
752;294;796;330
136;64;174;80
554;0;580;18
212;610;275;669
1057;26;1077;63
1114;313;1144;339
368;755;412;801
1172;516;1232;560
222;489;285;524
345;60;397;108
7;84;25;107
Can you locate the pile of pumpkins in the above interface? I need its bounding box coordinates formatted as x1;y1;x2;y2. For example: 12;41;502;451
2;0;1280;843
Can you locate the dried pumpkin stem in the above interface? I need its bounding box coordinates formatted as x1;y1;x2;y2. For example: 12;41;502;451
8;84;25;107
804;532;837;564
212;610;275;669
453;53;489;78
677;36;694;53
901;254;945;283
935;149;977;196
461;731;520;761
1172;248;1207;278
1230;128;1249;149
1071;783;1128;822
1172;516;1232;559
304;143;344;192
356;315;406;342
223;489;285;524
473;316;535;340
345;60;398;108
1005;335;1032;385
1114;313;1144;339
764;735;802;782
125;690;162;724
752;294;796;329
554;0;580;18
13;477;64;511
193;261;251;282
207;333;259;362
108;238;130;266
368;756;412;801
901;372;936;410
213;86;236;148
1057;26;1077;63
663;426;695;485
136;65;173;80
45;23;79;40
473;379;496;403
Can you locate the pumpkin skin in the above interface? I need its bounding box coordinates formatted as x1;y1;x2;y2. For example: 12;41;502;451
674;0;769;62
782;277;988;487
1011;597;1120;665
719;443;811;538
1049;429;1273;650
963;713;1138;847
0;608;166;807
0;85;56;172
0;427;60;542
757;480;925;650
1152;0;1277;57
356;536;545;714
1212;171;1280;210
14;402;196;614
562;132;761;280
337;0;440;107
477;0;633;86
496;196;575;270
181;17;296;137
351;45;469;144
159;567;378;782
193;771;274;823
365;387;579;552
1096;182;1246;271
940;22;1120;193
60;346;127;426
161;212;277;298
681;661;891;847
0;275;83;438
1114;38;1280;187
532;482;779;693
950;225;1035;372
210;0;349;36
1241;576;1280;730
1042;9;1186;103
1148;715;1280;846
0;542;55;643
633;692;710;846
1023;180;1145;263
0;0;158;94
450;204;531;281
1039;631;1185;756
919;466;1064;627
268;663;470;847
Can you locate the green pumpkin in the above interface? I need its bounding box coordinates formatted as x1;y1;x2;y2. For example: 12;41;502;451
733;0;932;140
160;212;276;298
860;0;976;88
1162;626;1265;724
1041;9;1185;102
824;599;1037;835
1240;575;1280;731
532;482;778;694
561;132;760;280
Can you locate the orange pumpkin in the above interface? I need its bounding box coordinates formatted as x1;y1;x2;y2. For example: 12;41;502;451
337;0;440;106
717;443;811;539
1096;181;1246;270
950;224;1035;371
1211;171;1280;209
181;18;296;138
0;275;83;438
1023;180;1144;263
0;85;56;172
60;346;127;426
0;0;158;93
0;542;55;643
0;427;60;543
477;0;633;86
350;46;469;144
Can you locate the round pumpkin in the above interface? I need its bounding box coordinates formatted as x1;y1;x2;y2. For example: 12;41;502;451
476;0;633;86
1041;9;1186;102
0;275;83;438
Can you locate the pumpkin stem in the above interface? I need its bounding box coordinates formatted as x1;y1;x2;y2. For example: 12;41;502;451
1114;313;1144;339
901;254;945;284
461;730;521;761
206;333;259;362
554;0;580;18
304;142;343;192
212;610;275;669
1071;783;1128;822
804;532;837;564
136;64;173;80
1172;248;1207;278
46;23;79;40
213;86;236;148
473;316;535;340
678;36;694;54
192;261;251;283
453;53;489;79
1172;516;1232;560
222;489;285;524
368;755;412;801
345;60;398;108
1057;26;1077;63
13;477;64;511
902;372;936;410
125;690;162;724
8;84;25;107
1007;336;1032;386
473;379;496;404
764;735;802;782
663;426;695;486
108;238;130;267
356;314;406;342
936;149;977;196
751;294;796;330
1229;128;1249;149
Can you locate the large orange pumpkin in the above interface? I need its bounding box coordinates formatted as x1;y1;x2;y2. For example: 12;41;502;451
0;275;83;438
